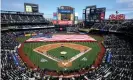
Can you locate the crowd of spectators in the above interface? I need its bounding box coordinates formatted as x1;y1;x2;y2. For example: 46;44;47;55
1;30;133;80
1;32;54;80
91;20;133;32
118;21;133;35
103;35;133;80
66;26;79;32
1;11;54;30
1;11;49;24
6;25;54;29
76;34;133;80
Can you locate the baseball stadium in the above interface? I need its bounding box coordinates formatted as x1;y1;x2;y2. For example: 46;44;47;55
1;1;133;80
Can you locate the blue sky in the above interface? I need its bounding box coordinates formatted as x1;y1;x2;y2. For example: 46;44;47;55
1;0;133;19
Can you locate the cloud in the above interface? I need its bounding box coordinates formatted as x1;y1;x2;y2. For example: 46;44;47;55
116;0;133;3
105;1;133;19
106;0;133;12
115;0;133;11
125;12;133;19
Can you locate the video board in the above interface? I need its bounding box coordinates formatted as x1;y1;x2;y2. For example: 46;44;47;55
56;6;74;25
86;5;96;14
53;12;57;20
84;5;106;23
58;6;74;14
60;6;74;10
58;9;73;14
96;8;106;20
24;3;39;13
85;5;96;22
61;14;71;20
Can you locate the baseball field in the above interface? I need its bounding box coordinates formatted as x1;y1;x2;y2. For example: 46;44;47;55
17;34;104;71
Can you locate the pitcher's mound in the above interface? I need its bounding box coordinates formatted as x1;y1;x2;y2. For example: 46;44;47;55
60;51;67;55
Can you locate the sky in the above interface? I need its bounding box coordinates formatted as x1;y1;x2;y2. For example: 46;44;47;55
1;0;133;19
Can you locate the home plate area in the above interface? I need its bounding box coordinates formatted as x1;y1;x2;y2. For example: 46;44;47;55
58;60;72;68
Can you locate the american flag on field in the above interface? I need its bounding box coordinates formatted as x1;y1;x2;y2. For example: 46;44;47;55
26;34;97;42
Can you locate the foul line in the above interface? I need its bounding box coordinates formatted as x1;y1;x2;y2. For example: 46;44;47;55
69;48;92;62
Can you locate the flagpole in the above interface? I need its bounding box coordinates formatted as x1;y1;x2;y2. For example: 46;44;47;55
116;11;119;24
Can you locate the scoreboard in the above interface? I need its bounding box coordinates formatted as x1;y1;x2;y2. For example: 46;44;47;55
85;5;96;22
83;5;106;27
95;8;106;22
83;5;106;23
59;6;74;10
56;6;74;25
24;3;39;13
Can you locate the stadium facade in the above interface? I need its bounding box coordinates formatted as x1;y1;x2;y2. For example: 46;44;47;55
1;2;133;80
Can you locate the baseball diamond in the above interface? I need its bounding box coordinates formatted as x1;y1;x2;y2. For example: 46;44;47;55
20;34;102;72
33;43;92;68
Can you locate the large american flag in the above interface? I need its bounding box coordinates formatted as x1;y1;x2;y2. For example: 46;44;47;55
26;34;96;42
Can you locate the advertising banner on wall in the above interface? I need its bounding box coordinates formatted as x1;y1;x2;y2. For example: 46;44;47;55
53;12;57;20
71;14;74;21
100;12;105;20
52;20;57;24
58;20;73;25
116;14;125;20
109;14;125;20
58;13;61;20
32;33;37;36
67;21;73;25
25;34;31;36
58;9;73;14
53;12;57;16
109;14;116;20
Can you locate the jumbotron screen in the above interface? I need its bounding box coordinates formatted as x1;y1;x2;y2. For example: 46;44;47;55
24;3;39;13
61;14;71;20
25;5;32;12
